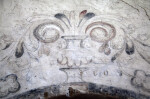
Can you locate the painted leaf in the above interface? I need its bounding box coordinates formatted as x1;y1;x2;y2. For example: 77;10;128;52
78;12;95;27
84;12;95;20
2;43;12;50
79;10;87;19
125;41;134;55
55;13;66;19
55;13;71;27
111;48;124;62
111;54;117;62
15;41;24;58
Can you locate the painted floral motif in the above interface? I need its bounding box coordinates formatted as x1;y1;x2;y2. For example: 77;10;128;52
131;70;150;92
0;74;20;98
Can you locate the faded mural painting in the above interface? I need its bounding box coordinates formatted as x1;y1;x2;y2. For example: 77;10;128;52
0;0;150;98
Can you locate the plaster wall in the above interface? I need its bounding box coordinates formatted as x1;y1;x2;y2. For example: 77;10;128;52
0;0;150;98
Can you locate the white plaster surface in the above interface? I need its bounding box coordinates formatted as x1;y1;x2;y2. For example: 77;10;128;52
0;0;150;98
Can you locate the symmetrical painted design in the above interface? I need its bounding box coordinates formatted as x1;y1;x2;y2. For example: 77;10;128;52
0;10;150;68
0;0;150;97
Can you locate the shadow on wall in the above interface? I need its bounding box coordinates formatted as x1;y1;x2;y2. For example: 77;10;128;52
47;94;119;99
42;86;120;99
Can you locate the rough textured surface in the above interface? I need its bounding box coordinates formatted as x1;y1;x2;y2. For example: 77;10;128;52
0;0;150;98
7;83;150;99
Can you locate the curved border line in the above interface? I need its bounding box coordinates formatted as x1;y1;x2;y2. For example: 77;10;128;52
8;82;150;99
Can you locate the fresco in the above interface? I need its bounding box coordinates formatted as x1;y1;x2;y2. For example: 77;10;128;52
0;0;150;98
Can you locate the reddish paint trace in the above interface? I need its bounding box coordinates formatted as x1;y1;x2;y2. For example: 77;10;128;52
85;21;116;43
79;10;87;18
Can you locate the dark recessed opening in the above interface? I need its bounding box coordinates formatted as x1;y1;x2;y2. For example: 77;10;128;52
48;94;120;99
